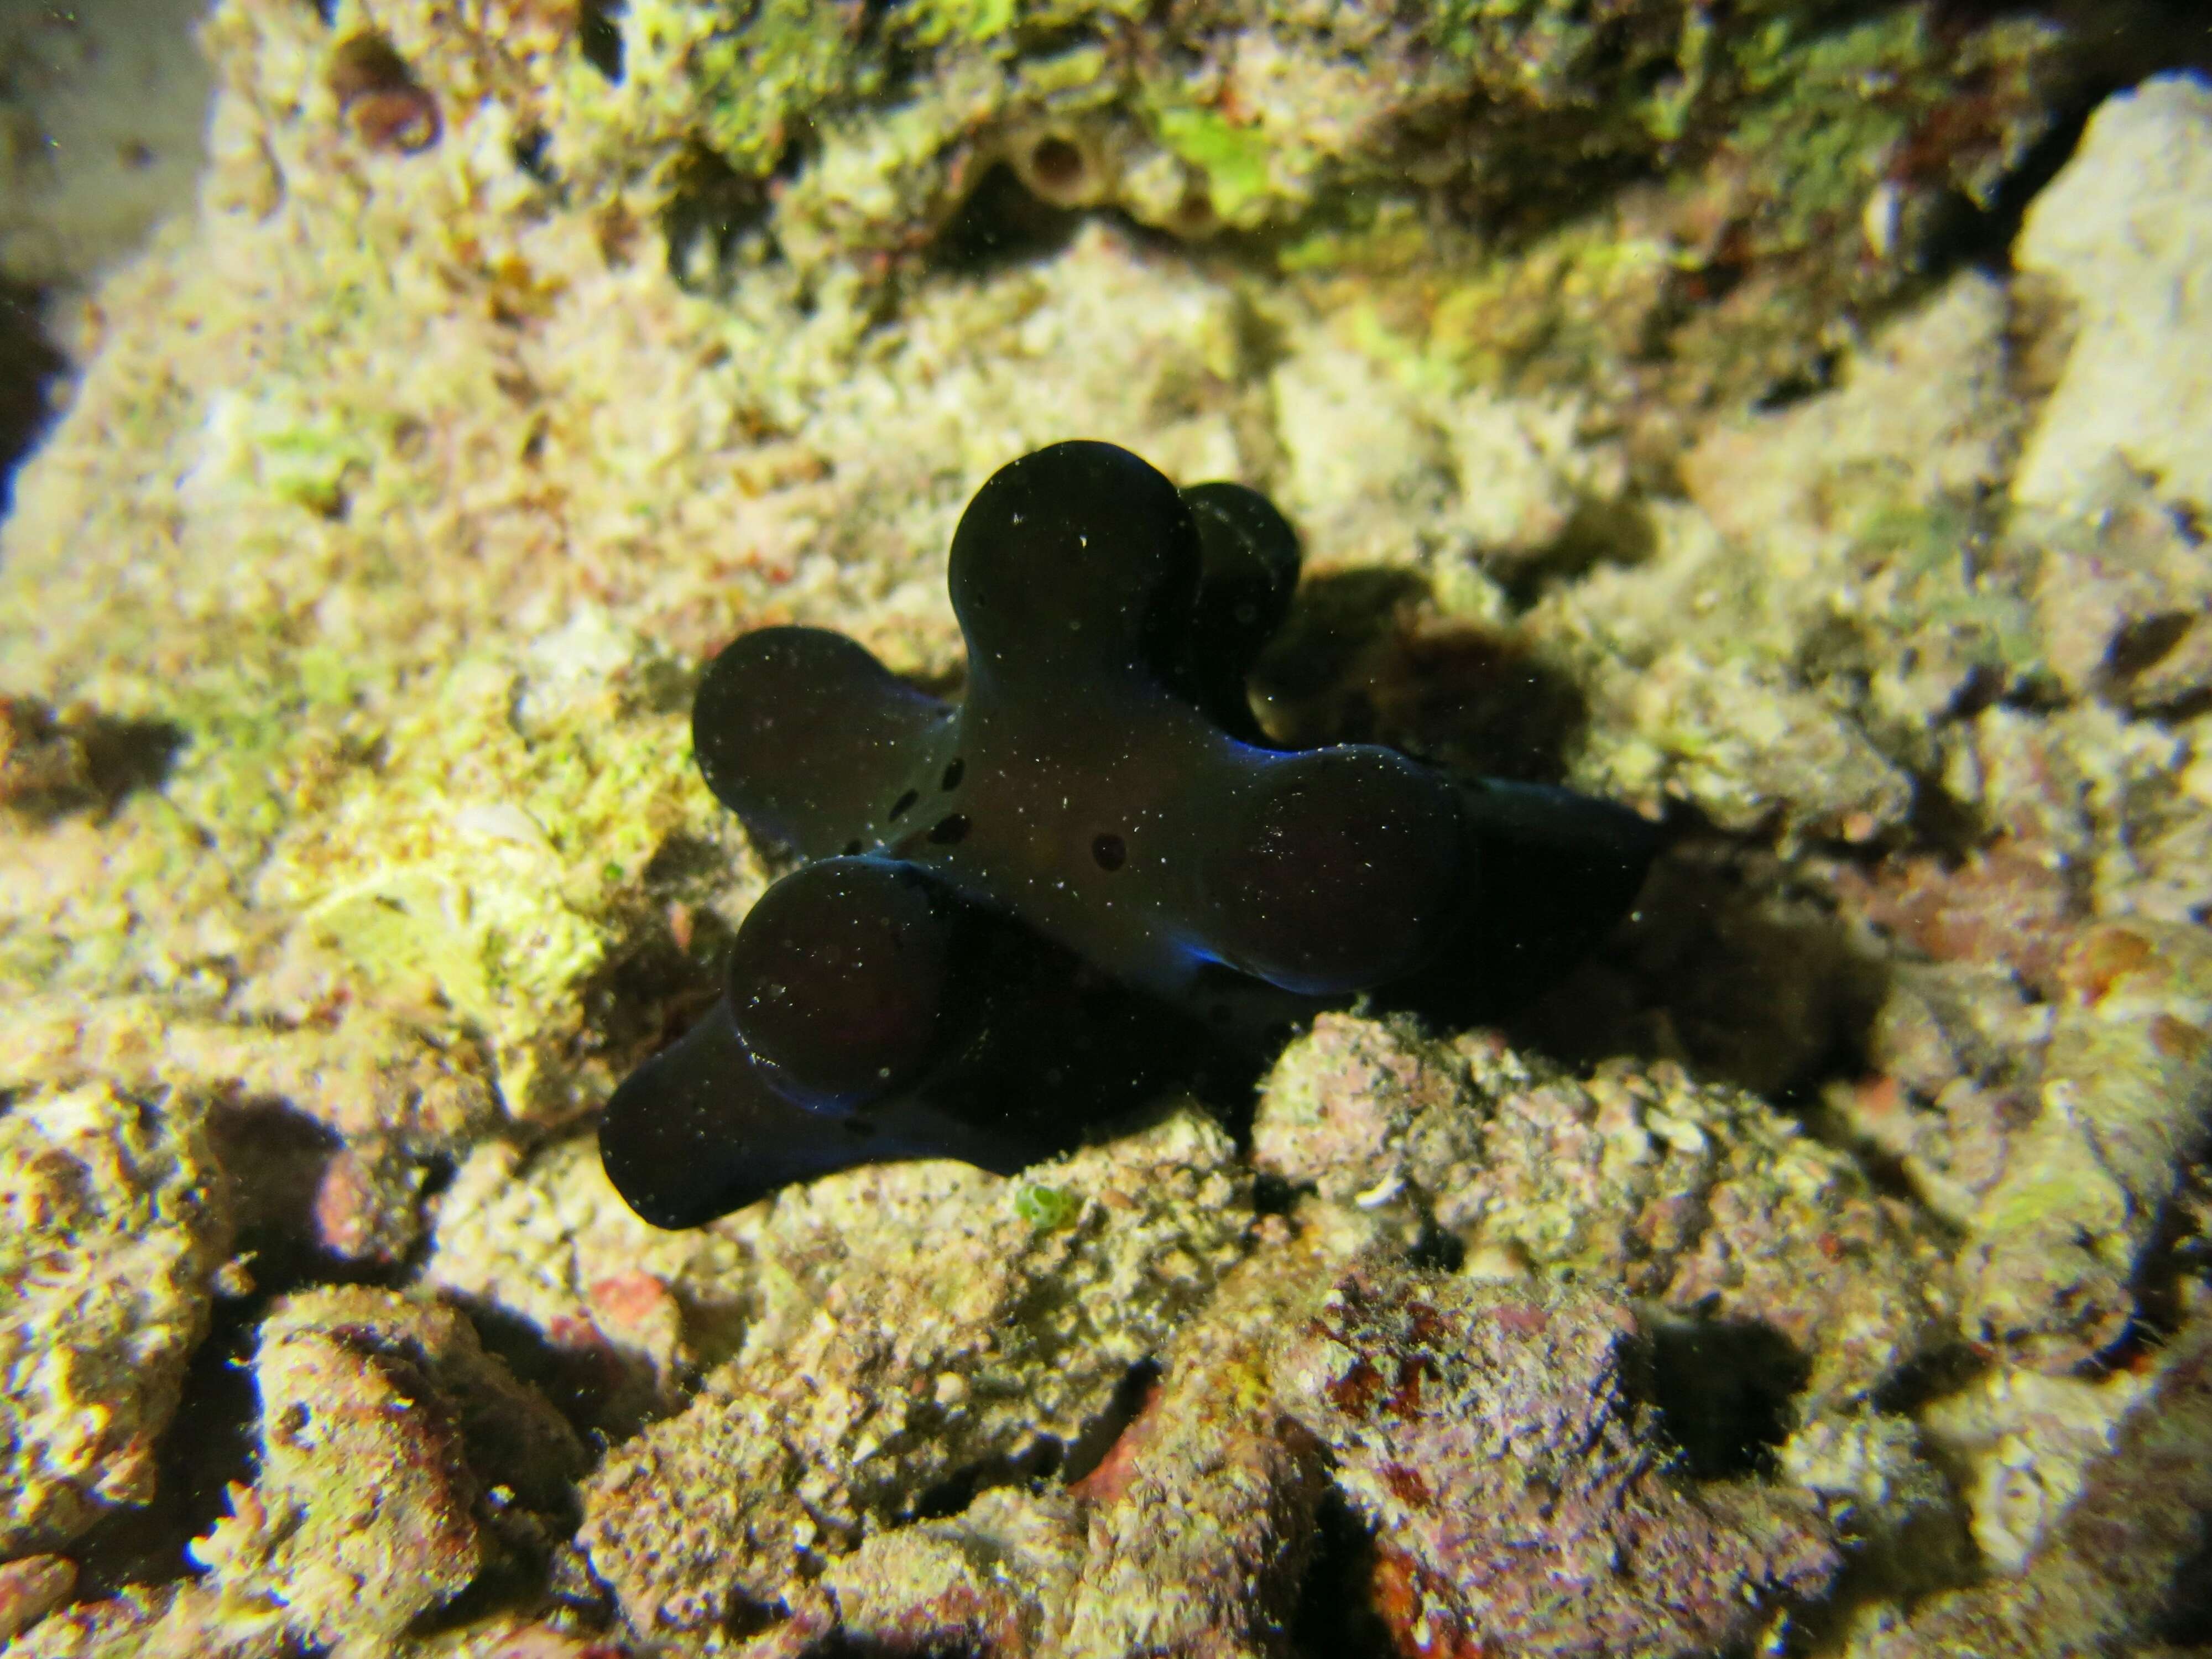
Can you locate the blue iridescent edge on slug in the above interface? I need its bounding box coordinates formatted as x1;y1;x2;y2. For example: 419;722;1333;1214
601;441;1665;1229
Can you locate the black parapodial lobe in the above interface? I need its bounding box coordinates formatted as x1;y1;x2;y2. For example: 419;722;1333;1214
722;856;953;1113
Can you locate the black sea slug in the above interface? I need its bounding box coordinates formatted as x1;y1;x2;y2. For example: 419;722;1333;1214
603;441;1661;1227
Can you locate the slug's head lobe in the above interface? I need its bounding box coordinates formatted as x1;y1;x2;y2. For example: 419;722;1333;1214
1181;481;1301;666
948;441;1200;685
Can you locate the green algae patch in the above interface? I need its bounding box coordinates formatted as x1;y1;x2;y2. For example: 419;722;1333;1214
1724;10;1936;254
1426;228;1673;394
1851;502;2044;684
256;634;729;1121
1013;1181;1083;1230
1276;196;1436;279
897;0;1019;49
691;1;868;175
0;635;392;1002
1262;6;2068;409
1150;103;1276;228
1726;9;2062;245
1288;213;1675;406
1010;39;1118;109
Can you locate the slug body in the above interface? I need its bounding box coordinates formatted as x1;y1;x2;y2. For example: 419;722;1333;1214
603;442;1661;1227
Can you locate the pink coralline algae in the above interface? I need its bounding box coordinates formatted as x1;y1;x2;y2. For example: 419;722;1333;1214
1282;1265;1839;1659
1255;1013;1955;1413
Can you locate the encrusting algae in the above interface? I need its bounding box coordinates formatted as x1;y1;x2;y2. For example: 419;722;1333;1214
3;1;2212;1654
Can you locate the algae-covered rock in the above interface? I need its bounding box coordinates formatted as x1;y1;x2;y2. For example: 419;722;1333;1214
1955;920;2212;1371
1832;911;2212;1372
268;0;2068;305
578;1109;1250;1634
1058;1228;1338;1658
1918;1361;2153;1576
1256;1014;1954;1413
1850;1302;2212;1659
424;1133;757;1428
0;1556;77;1646
1282;1263;1839;1659
191;1286;587;1653
1534;270;2023;840
822;1485;1088;1659
0;1081;231;1556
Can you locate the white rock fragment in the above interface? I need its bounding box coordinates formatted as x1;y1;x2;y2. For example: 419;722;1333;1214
425;1135;755;1419
2012;73;2212;519
1268;325;1627;570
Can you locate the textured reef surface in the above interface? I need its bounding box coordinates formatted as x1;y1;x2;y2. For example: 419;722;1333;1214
3;1;2212;1655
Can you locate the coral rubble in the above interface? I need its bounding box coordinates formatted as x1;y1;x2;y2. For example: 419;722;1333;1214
1284;1265;1838;1658
191;1287;588;1652
0;1082;231;1558
577;1110;1249;1635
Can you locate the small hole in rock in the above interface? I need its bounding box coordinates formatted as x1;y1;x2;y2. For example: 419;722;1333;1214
1061;1360;1160;1488
659;143;773;288
1405;1225;1464;1271
842;839;863;856
67;1297;262;1595
1644;1316;1807;1479
1289;1489;1401;1657
1028;134;1085;195
511;124;555;184
928;813;970;846
941;757;964;791
930;162;1080;274
889;789;917;820
1092;832;1125;871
